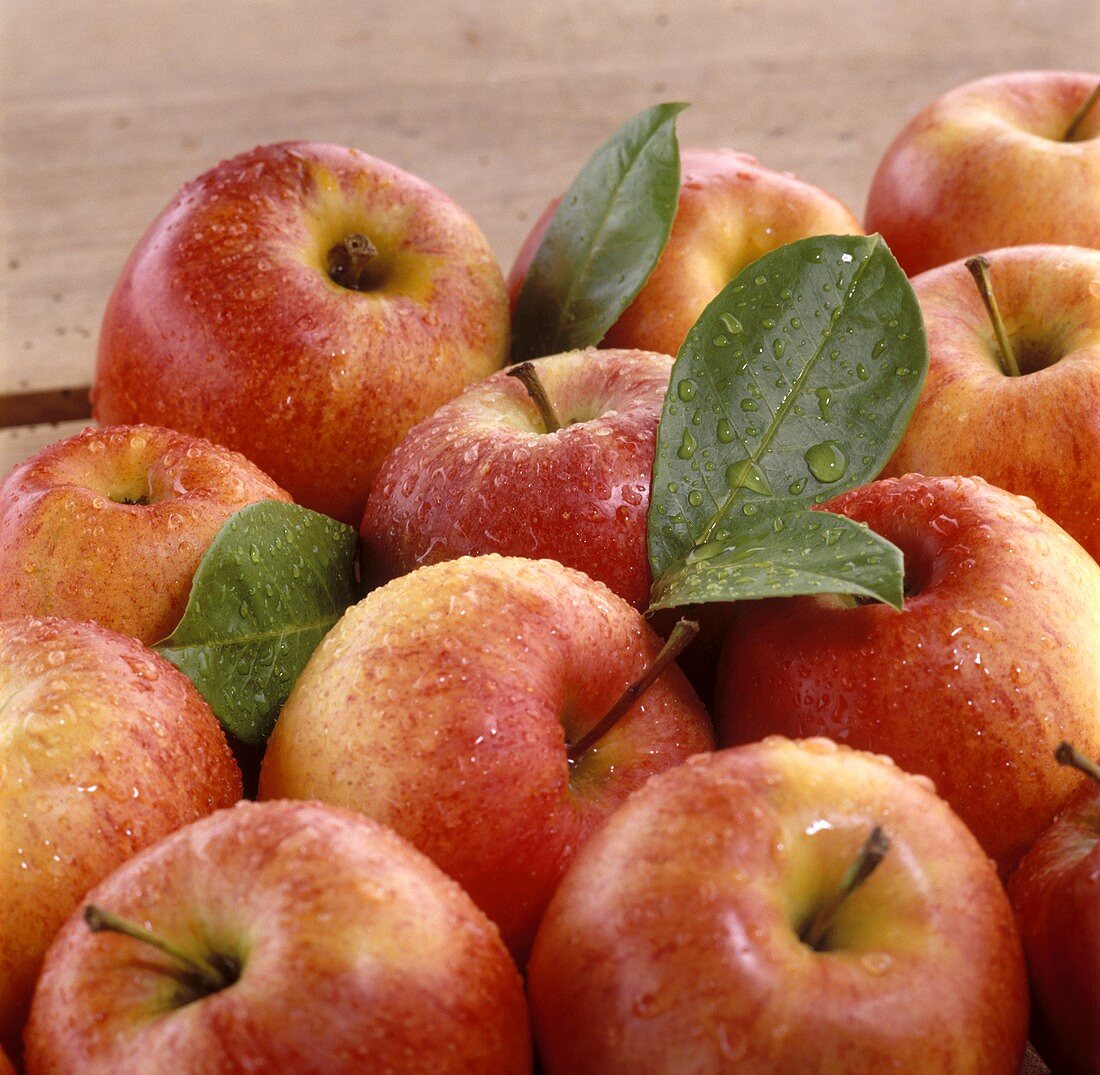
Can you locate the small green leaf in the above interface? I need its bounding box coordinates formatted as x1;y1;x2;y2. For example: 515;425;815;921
510;101;687;362
155;501;358;745
648;234;926;609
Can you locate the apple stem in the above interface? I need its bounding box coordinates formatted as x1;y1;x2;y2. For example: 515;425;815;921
83;905;235;994
965;256;1021;378
327;233;379;291
1064;81;1100;142
799;825;890;952
1056;740;1100;786
506;361;564;433
568;618;698;763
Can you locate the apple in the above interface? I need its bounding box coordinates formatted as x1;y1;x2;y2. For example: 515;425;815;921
0;423;291;645
0;615;241;1057
1007;743;1100;1075
716;473;1100;877
92;140;510;524
0;1046;12;1075
527;737;1029;1073
24;799;532;1074
258;554;713;960
508;147;863;358
882;245;1100;562
360;347;672;609
865;70;1100;277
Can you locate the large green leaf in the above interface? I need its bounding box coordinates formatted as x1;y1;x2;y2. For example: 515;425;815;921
648;234;926;611
155;501;358;745
510;102;687;362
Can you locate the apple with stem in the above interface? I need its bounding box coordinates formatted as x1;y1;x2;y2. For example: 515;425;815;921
716;473;1100;877
93;141;510;524
508;147;862;358
0;616;241;1058
866;71;1100;276
0;424;291;644
527;737;1028;1073
1008;742;1100;1075
881;245;1100;562
258;554;713;960
24;800;532;1074
360;348;672;609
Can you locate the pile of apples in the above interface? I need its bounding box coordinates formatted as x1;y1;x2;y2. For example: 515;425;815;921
0;69;1098;1074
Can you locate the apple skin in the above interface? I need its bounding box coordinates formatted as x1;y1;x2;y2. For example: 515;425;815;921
24;800;531;1075
716;474;1100;877
0;424;291;644
93;141;510;524
1007;768;1100;1075
508;147;863;358
0;616;241;1058
258;554;714;961
883;245;1100;562
360;348;670;609
0;1046;12;1075
865;71;1100;277
527;737;1028;1074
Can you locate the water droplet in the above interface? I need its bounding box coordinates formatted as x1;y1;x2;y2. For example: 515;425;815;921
772;338;786;359
814;387;832;422
742;503;758;516
860;952;894;976
678;431;697;460
788;478;807;495
678;379;697;402
687;490;704;507
716;419;736;443
719;312;743;335
754;275;767;286
726;459;773;496
713;334;730;347
856;363;869;381
740;398;758;412
804;441;849;483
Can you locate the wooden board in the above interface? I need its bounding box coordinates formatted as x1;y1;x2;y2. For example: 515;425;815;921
2;0;1098;473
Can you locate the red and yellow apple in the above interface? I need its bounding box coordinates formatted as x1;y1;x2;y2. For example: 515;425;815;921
361;348;672;609
717;474;1100;877
1008;744;1100;1075
528;737;1028;1073
258;554;713;960
93;141;510;524
508;147;863;357
866;70;1100;276
0;424;291;644
0;616;241;1056
883;245;1100;562
25;800;531;1074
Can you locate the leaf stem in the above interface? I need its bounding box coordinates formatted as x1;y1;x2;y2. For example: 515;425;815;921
507;362;564;433
84;905;233;993
1055;741;1100;786
965;256;1020;378
568;618;698;761
1064;81;1100;142
799;825;890;951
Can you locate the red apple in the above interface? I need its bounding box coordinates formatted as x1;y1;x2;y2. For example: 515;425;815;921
24;800;531;1074
1008;743;1100;1075
0;1046;13;1075
93;141;510;524
866;70;1100;276
717;474;1100;877
0;616;241;1057
508;147;863;358
258;554;713;960
883;245;1100;562
0;424;291;644
360;347;671;609
528;737;1028;1073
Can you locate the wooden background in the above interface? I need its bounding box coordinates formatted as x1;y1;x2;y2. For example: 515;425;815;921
0;2;1095;1069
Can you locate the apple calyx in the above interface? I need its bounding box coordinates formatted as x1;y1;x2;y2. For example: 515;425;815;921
1056;740;1100;786
799;824;890;952
506;362;564;433
326;232;380;291
965;256;1021;378
1064;81;1100;142
567;618;698;763
83;905;240;999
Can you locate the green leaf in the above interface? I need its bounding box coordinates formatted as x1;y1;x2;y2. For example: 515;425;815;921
155;501;359;745
648;233;926;610
510;101;687;362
